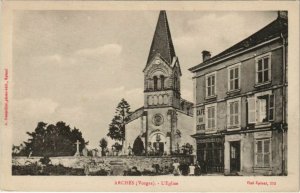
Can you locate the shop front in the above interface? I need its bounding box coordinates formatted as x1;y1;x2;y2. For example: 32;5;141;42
196;136;224;173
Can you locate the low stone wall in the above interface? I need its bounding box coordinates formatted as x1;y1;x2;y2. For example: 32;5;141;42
13;156;85;168
12;155;194;173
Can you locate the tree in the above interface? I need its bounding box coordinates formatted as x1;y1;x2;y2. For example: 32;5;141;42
99;138;108;156
13;143;27;156
113;142;123;152
112;142;123;156
12;145;20;156
132;136;144;156
18;121;88;157
107;98;131;148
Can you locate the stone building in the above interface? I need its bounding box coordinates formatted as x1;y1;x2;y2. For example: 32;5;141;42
124;11;194;155
189;12;288;175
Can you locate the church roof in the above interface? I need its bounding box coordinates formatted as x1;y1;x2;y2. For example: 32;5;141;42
189;13;288;72
147;10;176;65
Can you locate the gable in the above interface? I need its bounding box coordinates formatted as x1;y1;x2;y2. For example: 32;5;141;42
144;55;173;78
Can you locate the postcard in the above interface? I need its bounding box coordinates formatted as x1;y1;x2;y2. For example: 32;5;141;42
0;1;299;192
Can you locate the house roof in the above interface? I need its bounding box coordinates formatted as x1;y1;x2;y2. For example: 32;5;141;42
189;14;288;72
147;10;176;66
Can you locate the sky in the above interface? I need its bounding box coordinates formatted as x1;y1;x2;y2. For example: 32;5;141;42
12;10;277;148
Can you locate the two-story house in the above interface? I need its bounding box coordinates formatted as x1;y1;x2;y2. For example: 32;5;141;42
189;11;288;175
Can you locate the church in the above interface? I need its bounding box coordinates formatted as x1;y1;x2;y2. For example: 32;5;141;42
124;11;194;156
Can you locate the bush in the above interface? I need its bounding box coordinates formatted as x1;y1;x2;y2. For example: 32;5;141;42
12;164;85;176
39;156;51;166
12;163;40;175
141;169;155;176
89;169;109;176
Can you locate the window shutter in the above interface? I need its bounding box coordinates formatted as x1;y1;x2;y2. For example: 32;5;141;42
212;106;216;128
206;77;209;96
263;140;270;166
255;141;258;166
269;94;275;121
247;97;256;123
234;102;239;125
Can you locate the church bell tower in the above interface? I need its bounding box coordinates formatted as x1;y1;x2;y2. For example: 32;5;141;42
143;10;182;109
142;10;183;155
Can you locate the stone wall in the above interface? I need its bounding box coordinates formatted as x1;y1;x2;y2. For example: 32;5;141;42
12;155;194;175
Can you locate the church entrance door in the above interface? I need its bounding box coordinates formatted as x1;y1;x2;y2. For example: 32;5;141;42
153;142;164;155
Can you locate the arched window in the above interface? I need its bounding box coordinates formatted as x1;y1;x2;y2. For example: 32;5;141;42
157;77;161;90
153;76;158;90
148;78;152;90
160;75;165;90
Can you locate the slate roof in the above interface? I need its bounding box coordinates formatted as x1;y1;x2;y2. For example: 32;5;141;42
147;10;176;65
189;14;288;72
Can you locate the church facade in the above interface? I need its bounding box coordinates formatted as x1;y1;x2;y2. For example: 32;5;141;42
124;11;194;156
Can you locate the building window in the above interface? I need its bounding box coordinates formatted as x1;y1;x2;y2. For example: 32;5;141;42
247;92;275;124
153;76;158;90
148;78;153;90
227;98;241;128
255;139;271;167
160;75;165;90
256;53;271;84
206;72;216;97
228;63;240;91
206;104;217;130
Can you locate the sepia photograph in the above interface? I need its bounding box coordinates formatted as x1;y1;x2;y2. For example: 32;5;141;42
1;1;299;192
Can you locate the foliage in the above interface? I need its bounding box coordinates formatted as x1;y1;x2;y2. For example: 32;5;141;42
112;142;123;152
182;143;193;155
89;169;109;176
39;156;51;166
15;121;88;157
132;136;144;156
107;98;131;146
12;144;22;156
99;138;108;156
171;143;194;155
123;166;142;176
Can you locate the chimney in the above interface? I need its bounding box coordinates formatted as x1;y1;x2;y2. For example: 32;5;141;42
202;50;211;62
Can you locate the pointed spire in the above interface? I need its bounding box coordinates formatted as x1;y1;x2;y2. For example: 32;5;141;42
147;10;176;65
